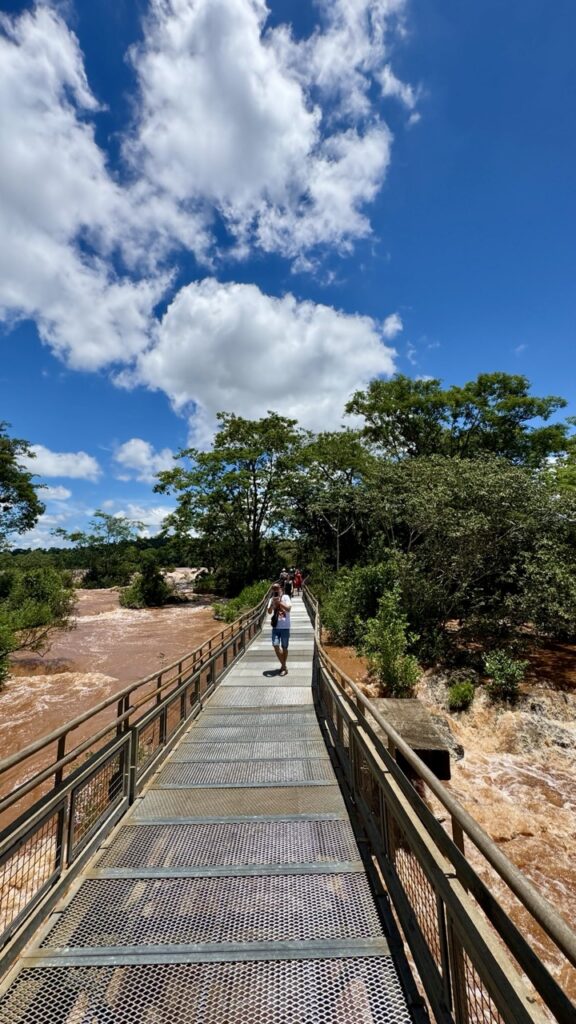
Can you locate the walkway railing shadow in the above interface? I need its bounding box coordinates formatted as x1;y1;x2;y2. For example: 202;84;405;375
0;590;270;968
303;585;576;1024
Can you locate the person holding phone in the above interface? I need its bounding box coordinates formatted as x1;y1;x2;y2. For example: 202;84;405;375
267;582;291;676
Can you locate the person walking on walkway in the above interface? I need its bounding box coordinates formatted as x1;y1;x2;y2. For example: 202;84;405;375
267;581;291;676
293;569;302;595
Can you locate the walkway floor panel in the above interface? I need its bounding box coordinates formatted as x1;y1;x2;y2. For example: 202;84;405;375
0;958;413;1023
95;819;363;869
0;596;415;1024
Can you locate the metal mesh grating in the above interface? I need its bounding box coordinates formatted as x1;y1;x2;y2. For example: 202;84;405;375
208;687;313;707
394;843;442;969
97;819;360;869
135;786;348;819
0;957;413;1024
199;711;317;726
221;676;313;687
41;873;383;948
172;741;329;761
165;693;184;739
188;725;322;742
137;715;162;769
69;751;124;858
462;948;505;1024
0;810;61;940
155;759;335;787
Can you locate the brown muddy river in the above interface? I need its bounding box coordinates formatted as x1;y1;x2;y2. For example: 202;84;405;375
1;589;221;768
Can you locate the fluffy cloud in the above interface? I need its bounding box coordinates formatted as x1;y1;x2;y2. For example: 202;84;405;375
1;1;413;445
124;278;396;444
128;0;408;258
0;5;168;371
42;485;72;502
114;438;175;483
379;64;418;110
111;503;175;536
382;312;403;338
21;445;101;481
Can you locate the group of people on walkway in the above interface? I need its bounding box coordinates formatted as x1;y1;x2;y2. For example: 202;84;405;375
266;568;303;675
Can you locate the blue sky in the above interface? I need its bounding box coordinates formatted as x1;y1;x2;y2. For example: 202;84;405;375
1;0;575;546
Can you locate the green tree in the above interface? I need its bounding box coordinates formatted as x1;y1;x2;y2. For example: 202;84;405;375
364;455;576;649
322;562;396;646
0;566;75;686
292;430;373;571
0;424;75;685
361;588;420;697
120;551;173;608
53;511;145;587
483;650;527;704
156;412;306;588
0;422;45;542
347;373;569;466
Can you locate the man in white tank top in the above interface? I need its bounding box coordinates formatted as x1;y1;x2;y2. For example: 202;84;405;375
267;582;291;676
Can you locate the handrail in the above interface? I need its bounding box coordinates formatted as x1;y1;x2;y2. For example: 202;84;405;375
303;584;576;973
0;585;271;965
0;595;268;781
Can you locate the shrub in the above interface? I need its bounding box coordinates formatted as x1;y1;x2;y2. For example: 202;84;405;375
214;580;270;623
447;680;475;712
361;588;420;697
193;573;218;595
483;650;527;703
322;562;396;646
120;555;172;608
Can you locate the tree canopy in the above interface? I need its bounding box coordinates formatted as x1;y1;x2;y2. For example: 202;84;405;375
0;422;45;542
346;372;569;465
156;412;306;586
53;511;146;588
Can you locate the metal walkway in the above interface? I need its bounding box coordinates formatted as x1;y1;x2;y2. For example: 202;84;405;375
0;596;415;1023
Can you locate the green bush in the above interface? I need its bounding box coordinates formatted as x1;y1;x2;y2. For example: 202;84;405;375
193;573;218;595
0;566;75;686
483;650;527;703
447;680;475;712
120;555;172;608
322;562;396;646
361;588;420;697
213;580;270;624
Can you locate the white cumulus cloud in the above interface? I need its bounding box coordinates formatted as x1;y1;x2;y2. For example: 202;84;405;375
114;438;175;483
379;63;418;110
112;503;175;537
382;312;403;338
21;445;102;481
1;1;412;438
0;5;168;372
128;0;407;259
42;485;72;502
122;278;396;445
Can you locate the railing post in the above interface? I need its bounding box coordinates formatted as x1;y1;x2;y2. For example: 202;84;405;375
436;894;454;1012
54;734;66;788
446;917;470;1024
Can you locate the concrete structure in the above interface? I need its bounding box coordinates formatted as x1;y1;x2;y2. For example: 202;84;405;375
367;698;451;780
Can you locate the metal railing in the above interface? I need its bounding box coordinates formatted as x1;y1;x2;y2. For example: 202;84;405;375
303;586;576;1024
0;590;270;965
